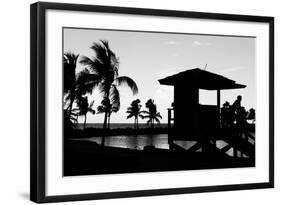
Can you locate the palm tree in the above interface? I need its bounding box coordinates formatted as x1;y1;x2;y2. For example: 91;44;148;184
63;52;79;114
64;109;78;130
97;98;119;129
75;68;101;97
126;99;144;129
76;96;95;130
80;40;138;132
142;99;162;128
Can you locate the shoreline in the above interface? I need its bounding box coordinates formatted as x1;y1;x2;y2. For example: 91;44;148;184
68;127;170;138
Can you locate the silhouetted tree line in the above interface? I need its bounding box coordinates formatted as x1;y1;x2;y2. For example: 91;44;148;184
63;40;140;144
63;40;163;144
126;99;162;129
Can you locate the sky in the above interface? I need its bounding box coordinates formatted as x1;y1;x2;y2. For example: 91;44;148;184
63;28;256;124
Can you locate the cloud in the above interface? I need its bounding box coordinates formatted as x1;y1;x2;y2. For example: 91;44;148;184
134;43;152;49
221;66;244;74
155;67;184;79
166;41;177;45
192;41;202;46
192;41;212;47
171;53;179;57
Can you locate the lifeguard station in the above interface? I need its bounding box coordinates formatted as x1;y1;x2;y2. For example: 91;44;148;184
159;68;254;158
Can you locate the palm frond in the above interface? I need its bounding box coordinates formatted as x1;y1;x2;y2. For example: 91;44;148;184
141;110;150;115
76;69;101;95
90;43;108;62
126;108;133;113
63;92;72;107
64;52;79;65
100;40;109;49
64;109;78;129
139;114;145;119
89;100;95;108
113;64;119;77
89;109;96;115
115;76;138;95
89;40;116;70
100;40;115;60
146;119;152;124
155;118;161;124
79;56;105;76
111;106;119;113
98;82;109;97
79;56;93;65
69;115;78;121
127;113;134;119
110;85;120;112
156;112;162;119
97;105;106;114
63;52;79;93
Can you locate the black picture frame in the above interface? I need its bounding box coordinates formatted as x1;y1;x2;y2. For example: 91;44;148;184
30;2;274;203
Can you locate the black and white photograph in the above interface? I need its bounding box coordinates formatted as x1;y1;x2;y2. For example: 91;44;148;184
63;28;256;176
28;2;274;203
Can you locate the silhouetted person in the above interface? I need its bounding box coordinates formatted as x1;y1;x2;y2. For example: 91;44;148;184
232;95;242;111
236;106;248;129
230;95;242;126
247;108;256;124
221;96;244;128
221;101;232;128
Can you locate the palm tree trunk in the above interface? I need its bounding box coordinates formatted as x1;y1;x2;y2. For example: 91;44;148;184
83;113;87;130
102;94;110;129
103;112;108;129
67;95;75;115
136;117;138;129
134;118;136;129
101;94;109;146
101;112;107;146
76;114;79;126
107;113;111;129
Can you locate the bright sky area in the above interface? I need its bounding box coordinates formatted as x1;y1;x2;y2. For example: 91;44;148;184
63;28;256;124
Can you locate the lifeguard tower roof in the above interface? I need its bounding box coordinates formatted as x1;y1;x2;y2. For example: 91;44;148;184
158;68;246;90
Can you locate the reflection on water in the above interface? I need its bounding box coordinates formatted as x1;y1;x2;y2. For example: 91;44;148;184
88;134;169;150
87;134;198;151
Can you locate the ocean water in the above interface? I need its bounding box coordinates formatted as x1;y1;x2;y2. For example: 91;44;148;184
77;123;168;129
85;134;197;150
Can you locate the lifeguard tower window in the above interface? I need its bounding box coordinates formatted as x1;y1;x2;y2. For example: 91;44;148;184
199;89;217;105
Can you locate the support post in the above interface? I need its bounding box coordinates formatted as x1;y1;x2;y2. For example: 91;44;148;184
168;108;173;150
217;89;221;127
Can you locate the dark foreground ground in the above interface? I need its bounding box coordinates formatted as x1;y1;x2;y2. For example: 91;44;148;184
64;139;255;176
